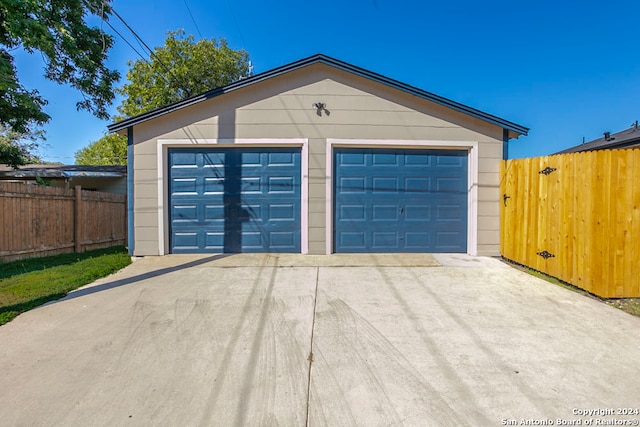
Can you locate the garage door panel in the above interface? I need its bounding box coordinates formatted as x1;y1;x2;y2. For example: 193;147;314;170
171;204;197;220
372;232;399;249
269;204;296;220
405;177;430;193
372;153;398;165
267;176;295;193
337;152;366;165
170;152;199;167
335;148;467;253
237;204;261;221
240;177;261;193
268;152;296;165
403;204;430;220
436;155;464;166
204;231;224;247
202;152;226;167
171;178;198;195
173;232;199;250
405;232;429;248
372;205;398;221
239;152;261;166
436;204;465;221
435;231;465;250
372;177;398;192
339;177;366;193
239;231;263;248
405;153;430;165
203;177;225;194
270;231;296;247
337;231;366;249
338;204;366;221
202;204;223;220
436;177;465;192
169;147;301;253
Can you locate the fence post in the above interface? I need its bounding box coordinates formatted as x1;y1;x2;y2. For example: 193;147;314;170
75;185;82;253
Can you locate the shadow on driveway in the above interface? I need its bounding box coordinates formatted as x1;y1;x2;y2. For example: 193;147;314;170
55;254;233;304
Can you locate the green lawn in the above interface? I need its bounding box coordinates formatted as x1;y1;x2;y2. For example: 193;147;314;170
0;247;131;325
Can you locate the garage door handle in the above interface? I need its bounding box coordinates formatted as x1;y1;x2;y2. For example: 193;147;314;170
399;207;404;214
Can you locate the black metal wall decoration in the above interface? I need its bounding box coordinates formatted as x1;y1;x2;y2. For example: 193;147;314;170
539;167;557;175
537;250;555;259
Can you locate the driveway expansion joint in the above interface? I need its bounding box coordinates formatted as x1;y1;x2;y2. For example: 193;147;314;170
305;266;320;427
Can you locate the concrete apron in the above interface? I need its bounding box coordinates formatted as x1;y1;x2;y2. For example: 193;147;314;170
0;254;639;426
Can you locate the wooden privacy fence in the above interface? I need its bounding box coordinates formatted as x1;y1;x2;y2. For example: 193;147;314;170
0;182;126;262
501;149;640;298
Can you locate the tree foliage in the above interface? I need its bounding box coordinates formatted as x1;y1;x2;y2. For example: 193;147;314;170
74;31;251;165
0;125;44;168
0;0;120;135
75;133;126;165
116;30;251;118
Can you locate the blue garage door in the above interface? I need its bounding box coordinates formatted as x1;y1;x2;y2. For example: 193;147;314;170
334;148;468;253
169;147;301;253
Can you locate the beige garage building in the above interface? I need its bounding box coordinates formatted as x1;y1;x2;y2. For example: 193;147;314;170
109;54;527;257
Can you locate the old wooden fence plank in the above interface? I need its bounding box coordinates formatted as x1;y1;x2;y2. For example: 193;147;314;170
0;183;126;262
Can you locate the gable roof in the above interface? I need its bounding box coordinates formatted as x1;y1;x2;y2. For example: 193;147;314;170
108;54;528;137
555;124;640;154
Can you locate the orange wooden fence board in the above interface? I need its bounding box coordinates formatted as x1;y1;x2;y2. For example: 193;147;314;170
501;149;640;298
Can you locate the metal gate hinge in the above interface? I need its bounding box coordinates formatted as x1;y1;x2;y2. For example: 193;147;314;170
537;250;555;259
539;167;557;175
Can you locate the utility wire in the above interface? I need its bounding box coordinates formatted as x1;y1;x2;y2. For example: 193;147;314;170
101;12;176;92
102;19;148;62
182;0;203;39
110;7;191;95
110;8;156;59
224;0;247;50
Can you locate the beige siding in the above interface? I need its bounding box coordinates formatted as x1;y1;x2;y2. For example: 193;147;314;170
131;63;506;256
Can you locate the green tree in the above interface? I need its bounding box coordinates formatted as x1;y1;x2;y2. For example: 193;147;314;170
116;30;250;118
0;0;119;132
0;0;120;165
0;125;44;168
75;133;127;165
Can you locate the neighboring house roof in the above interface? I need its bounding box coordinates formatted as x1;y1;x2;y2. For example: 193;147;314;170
0;165;126;179
555;123;640;154
107;53;529;138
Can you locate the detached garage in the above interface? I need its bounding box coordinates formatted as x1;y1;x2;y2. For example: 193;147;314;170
109;54;527;256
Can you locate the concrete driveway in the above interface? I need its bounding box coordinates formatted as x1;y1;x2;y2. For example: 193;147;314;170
1;254;639;426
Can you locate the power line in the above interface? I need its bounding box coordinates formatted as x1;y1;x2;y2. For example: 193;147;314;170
103;19;148;62
110;8;156;59
182;0;203;39
101;14;177;94
110;7;191;96
224;0;247;50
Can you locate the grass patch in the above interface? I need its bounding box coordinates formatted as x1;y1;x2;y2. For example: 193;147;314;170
0;247;131;325
501;258;640;318
606;299;640;317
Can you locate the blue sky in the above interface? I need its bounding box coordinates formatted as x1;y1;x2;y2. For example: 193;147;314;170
12;0;640;162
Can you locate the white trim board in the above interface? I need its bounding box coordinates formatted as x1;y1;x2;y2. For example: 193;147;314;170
325;139;479;255
157;138;309;255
